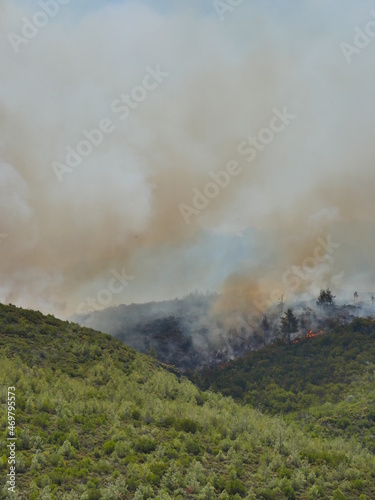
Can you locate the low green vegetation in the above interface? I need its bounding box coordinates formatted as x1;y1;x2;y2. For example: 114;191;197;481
195;317;375;452
1;304;375;498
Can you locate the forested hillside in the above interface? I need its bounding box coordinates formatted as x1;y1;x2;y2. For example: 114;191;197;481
0;304;374;499
73;293;219;371
194;317;375;453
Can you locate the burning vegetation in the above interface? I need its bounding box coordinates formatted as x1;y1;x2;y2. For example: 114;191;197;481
75;287;375;372
291;330;324;344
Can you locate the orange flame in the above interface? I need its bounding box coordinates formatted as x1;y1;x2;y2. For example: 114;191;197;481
292;330;324;344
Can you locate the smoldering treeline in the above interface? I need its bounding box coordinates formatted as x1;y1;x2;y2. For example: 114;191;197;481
74;290;375;371
1;0;375;318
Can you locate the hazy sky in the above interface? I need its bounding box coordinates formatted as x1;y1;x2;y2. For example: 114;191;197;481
1;0;375;316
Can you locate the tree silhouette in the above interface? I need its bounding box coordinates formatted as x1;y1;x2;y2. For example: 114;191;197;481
277;295;285;314
317;288;335;307
299;306;314;331
281;308;298;344
261;316;270;331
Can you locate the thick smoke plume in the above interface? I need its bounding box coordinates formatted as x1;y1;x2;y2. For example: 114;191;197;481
1;0;375;317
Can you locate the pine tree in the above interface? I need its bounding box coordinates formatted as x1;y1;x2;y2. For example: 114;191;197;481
281;308;298;344
317;288;335;307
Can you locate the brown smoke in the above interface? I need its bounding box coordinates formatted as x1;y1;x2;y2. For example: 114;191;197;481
1;1;375;316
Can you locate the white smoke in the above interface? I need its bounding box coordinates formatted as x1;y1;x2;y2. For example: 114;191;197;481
1;0;375;316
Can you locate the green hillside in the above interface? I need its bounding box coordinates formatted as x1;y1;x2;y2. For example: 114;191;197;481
1;304;375;499
194;317;375;452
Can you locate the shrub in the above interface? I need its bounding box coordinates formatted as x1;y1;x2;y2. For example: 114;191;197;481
132;409;141;420
351;479;364;490
197;483;216;499
256;489;278;500
68;432;80;450
19;428;31;450
280;478;296;499
134;437;157;454
220;439;232;452
149;462;168;477
332;490;348;500
176;418;199;433
225;479;246;496
158;416;175;428
103;440;115;455
31;451;46;470
50;467;68;486
308;485;322;499
59;440;76;459
278;466;292;479
0;455;7;470
115;441;128;458
213;475;226;492
95;459;112;474
195;393;208;406
134;484;154;499
185;439;202;456
48;431;66;445
86;489;102;500
33;414;50;429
